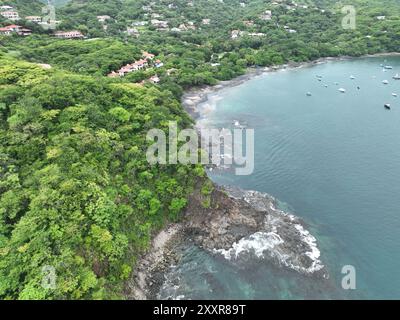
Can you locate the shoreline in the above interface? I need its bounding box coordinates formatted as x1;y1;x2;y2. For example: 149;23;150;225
182;52;400;119
127;51;399;300
127;223;183;300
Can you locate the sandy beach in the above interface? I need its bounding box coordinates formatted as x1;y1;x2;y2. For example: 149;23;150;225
181;53;400;120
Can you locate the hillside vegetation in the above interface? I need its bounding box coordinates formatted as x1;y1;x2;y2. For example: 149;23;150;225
0;0;399;299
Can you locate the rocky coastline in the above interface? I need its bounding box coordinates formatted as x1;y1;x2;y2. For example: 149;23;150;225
126;53;400;300
127;182;328;300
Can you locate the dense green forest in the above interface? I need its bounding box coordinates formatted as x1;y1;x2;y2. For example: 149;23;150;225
0;52;205;299
0;0;399;299
2;0;400;90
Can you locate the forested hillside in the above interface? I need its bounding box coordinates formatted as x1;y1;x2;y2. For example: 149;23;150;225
2;0;400;90
0;52;204;299
0;0;399;300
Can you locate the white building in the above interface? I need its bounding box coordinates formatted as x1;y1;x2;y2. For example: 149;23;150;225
97;15;111;23
54;30;84;39
126;28;140;37
151;19;169;29
1;11;20;21
25;16;42;23
0;5;14;11
260;10;272;20
150;75;160;84
132;21;148;26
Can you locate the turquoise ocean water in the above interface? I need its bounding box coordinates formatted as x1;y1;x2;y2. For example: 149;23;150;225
159;56;400;300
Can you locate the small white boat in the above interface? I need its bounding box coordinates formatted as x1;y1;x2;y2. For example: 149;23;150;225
233;120;240;127
384;103;391;110
382;80;389;84
306;92;312;96
392;93;397;97
350;75;355;80
384;66;393;70
393;74;400;80
339;88;346;93
324;84;328;88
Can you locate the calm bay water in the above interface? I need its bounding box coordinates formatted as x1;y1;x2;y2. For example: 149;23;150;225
160;56;400;300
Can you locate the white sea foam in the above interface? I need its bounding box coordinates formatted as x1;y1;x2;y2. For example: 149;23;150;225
214;231;284;260
293;224;323;273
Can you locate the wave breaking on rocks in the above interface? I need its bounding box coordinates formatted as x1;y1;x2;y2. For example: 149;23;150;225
185;185;327;278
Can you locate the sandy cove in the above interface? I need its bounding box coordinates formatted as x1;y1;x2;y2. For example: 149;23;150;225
182;53;400;121
126;224;183;300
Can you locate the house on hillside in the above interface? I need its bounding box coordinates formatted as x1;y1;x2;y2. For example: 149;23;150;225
151;19;169;30
143;51;155;60
54;30;84;39
155;60;164;68
0;24;31;36
0;5;14;11
149;75;160;84
107;71;119;78
179;22;196;31
0;26;12;35
231;30;245;39
1;11;20;21
126;28;140;37
260;10;272;20
25;16;42;23
132;21;148;26
97;15;111;23
248;32;266;37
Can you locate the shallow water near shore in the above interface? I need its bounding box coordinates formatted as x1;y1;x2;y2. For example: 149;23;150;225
159;56;400;300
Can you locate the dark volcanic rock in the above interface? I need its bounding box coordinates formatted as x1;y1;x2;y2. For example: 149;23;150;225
183;183;328;278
